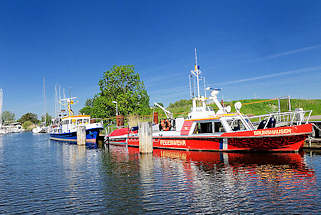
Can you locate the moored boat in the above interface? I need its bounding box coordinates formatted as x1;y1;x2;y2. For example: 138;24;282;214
108;51;313;152
49;97;103;143
32;124;48;134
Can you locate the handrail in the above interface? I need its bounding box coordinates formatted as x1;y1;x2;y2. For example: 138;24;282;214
246;110;313;126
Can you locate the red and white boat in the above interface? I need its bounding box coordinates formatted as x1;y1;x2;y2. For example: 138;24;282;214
108;52;313;152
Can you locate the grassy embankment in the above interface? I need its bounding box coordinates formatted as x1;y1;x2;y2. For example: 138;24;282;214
163;98;321;119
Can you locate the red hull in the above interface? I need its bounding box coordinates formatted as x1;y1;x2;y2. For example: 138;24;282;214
108;124;312;152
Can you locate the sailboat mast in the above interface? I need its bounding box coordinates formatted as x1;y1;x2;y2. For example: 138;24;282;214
0;89;3;128
43;77;46;124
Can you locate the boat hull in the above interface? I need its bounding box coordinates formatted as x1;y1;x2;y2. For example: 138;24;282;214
50;128;101;143
108;124;312;152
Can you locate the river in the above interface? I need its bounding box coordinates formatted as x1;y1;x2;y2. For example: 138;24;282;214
0;132;320;214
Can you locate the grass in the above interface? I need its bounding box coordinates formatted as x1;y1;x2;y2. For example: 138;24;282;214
166;98;321;117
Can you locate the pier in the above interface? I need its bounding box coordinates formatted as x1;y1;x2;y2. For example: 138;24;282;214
304;137;321;149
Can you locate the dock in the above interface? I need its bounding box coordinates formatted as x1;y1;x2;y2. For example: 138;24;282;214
304;137;321;150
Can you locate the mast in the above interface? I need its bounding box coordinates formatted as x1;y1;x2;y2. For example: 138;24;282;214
190;48;201;99
43;77;46;125
203;76;206;98
59;85;61;112
54;85;58;117
60;97;77;117
0;89;3;128
195;48;200;98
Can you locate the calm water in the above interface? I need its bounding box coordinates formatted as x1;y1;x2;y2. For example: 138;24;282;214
0;133;321;214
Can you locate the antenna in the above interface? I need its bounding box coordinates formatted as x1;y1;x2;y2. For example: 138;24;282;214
203;76;206;98
195;47;198;67
188;74;194;98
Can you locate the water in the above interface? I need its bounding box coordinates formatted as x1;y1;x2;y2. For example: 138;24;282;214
0;132;321;214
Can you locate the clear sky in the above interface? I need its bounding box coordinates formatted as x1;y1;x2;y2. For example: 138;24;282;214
1;0;321;118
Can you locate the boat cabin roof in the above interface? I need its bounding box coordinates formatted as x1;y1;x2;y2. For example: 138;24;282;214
186;113;237;122
62;115;90;120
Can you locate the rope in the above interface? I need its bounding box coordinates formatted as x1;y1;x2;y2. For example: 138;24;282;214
312;123;321;132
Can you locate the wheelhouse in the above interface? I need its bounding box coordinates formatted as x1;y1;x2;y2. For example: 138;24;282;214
61;115;90;126
185;113;252;136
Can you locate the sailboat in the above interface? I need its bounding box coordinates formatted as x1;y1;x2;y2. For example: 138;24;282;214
32;78;48;134
0;89;7;135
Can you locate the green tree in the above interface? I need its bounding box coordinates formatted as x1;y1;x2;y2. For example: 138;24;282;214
81;65;150;118
1;111;15;123
80;98;95;115
18;113;39;124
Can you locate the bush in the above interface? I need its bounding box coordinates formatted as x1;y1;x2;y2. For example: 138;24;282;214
22;121;35;130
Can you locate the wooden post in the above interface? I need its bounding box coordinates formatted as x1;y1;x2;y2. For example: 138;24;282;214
77;126;86;145
139;122;153;154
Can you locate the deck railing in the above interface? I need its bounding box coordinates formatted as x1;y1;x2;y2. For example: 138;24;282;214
246;110;312;129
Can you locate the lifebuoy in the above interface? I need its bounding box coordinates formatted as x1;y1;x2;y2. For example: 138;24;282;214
163;119;171;131
160;119;165;131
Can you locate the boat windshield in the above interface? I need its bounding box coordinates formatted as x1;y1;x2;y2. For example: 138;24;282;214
206;106;214;111
193;121;225;134
228;119;247;131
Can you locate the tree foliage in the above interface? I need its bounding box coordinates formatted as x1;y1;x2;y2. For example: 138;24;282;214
80;65;150;118
1;111;15;123
18;113;39;124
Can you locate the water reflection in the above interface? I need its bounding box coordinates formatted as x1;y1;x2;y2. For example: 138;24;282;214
100;146;144;214
102;146;318;214
0;133;319;214
0;135;3;158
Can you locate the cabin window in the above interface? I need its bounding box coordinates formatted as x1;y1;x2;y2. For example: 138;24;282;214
77;119;82;124
194;122;213;134
83;119;89;124
214;122;225;132
230;120;246;131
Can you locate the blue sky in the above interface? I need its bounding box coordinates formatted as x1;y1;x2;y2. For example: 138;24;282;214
1;0;321;118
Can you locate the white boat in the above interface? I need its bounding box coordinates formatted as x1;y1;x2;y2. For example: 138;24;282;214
0;128;7;135
49;97;103;143
4;123;24;133
32;125;48;134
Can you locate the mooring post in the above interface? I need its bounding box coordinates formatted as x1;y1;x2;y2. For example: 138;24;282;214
139;122;153;154
77;126;86;145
